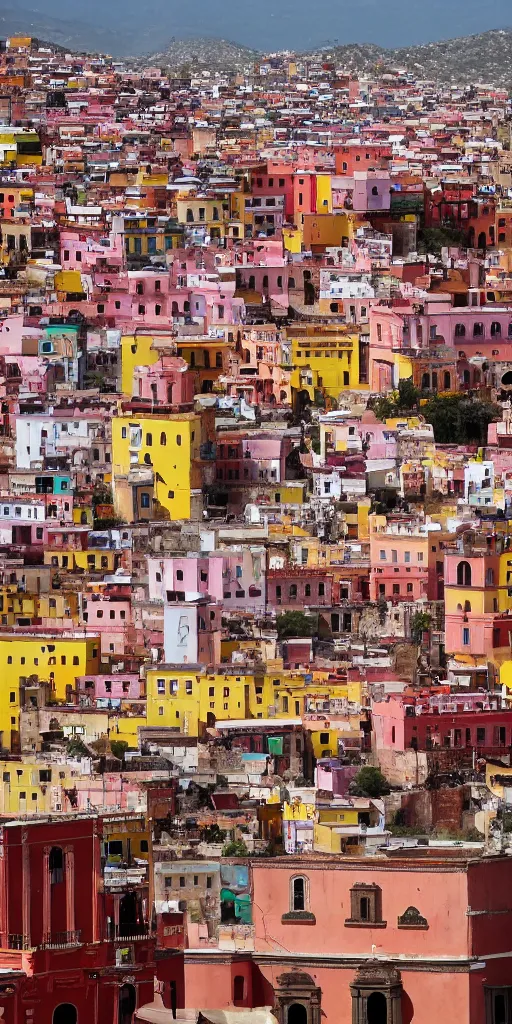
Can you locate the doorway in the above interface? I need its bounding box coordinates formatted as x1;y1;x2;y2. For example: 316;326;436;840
367;992;387;1024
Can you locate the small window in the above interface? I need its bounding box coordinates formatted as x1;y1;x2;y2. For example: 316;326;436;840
291;875;306;911
346;884;383;926
233;976;245;1006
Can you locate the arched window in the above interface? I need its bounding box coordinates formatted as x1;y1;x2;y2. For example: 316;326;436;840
171;301;179;316
371;186;379;196
287;1006;308;1024
491;322;502;337
457;561;472;587
289;584;297;600
421;373;430;390
49;847;64;885
455;323;466;337
248;275;255;290
186;208;193;223
473;323;484;337
444;371;451;390
262;274;268;288
289;277;296;289
464;600;471;612
53;1006;77;1024
290;875;308;911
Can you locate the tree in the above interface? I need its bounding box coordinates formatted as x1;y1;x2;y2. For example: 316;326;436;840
422;394;499;444
66;737;90;758
276;611;316;640
372;395;395;421
395;377;420;412
110;740;130;761
410;611;432;645
371;378;419;421
222;839;249;857
416;226;468;255
201;823;227;844
350;766;390;798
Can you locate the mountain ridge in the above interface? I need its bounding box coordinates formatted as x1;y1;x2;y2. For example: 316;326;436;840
2;14;512;86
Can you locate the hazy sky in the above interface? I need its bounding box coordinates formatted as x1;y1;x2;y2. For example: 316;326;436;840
15;0;512;52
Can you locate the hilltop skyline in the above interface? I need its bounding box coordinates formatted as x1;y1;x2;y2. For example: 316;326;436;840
4;0;512;54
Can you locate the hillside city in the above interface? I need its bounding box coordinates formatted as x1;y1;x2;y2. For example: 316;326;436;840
0;28;510;1024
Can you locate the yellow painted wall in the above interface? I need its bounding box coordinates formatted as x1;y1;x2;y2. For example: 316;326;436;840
121;334;159;396
112;413;201;520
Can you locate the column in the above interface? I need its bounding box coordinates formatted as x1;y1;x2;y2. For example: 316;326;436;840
113;894;120;939
64;846;75;938
0;839;8;947
92;821;101;942
21;831;30;948
42;847;51;943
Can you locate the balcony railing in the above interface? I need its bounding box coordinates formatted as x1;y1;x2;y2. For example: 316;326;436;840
103;866;148;889
8;934;31;950
107;923;150;942
40;930;82;949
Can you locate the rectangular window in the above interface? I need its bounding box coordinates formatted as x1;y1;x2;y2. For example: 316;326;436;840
463;627;470;646
486;987;512;1024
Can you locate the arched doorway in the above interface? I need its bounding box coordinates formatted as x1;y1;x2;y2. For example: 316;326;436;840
275;972;321;1024
53;1005;77;1024
287;1005;308;1024
350;967;402;1024
367;992;387;1024
118;983;136;1024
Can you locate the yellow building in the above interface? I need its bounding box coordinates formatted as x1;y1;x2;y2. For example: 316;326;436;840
0;128;42;167
44;549;120;573
112;411;203;522
0;758;77;814
289;325;367;408
145;665;364;738
146;667;258;734
123;214;183;259
176;196;229;241
0;634;100;748
121;333;160;396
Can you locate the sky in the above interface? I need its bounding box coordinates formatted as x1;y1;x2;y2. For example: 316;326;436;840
11;0;512;53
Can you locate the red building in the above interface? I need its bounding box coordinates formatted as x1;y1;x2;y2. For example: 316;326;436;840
0;814;182;1024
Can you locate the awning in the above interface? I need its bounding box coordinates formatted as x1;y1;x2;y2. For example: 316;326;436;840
136;1000;278;1024
203;1011;278;1024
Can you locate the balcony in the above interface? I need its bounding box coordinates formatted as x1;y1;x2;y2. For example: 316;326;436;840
8;934;31;951
103;865;148;890
107;923;151;942
40;930;82;949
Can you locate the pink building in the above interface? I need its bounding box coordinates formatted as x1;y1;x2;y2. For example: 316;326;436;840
369;515;429;602
133;356;195;405
183;853;512;1024
76;674;143;701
